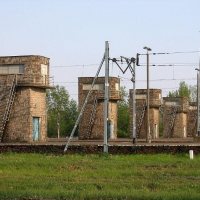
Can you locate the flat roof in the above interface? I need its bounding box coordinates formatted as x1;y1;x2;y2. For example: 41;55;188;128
0;55;49;59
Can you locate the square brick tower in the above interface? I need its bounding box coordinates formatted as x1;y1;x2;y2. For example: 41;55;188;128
163;97;189;138
129;89;162;139
187;102;197;137
78;77;121;140
0;55;53;143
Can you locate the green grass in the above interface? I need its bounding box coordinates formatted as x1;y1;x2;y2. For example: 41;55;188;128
1;152;200;199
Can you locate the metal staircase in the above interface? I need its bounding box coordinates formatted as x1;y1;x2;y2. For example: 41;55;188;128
0;75;17;142
190;113;197;136
136;100;146;138
87;91;98;139
168;106;178;138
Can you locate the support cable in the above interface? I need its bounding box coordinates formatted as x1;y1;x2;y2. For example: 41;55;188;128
63;54;105;153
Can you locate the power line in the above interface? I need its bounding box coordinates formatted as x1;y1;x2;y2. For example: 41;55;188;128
119;76;196;82
138;50;200;56
50;64;99;68
50;63;199;68
54;81;77;83
54;77;197;84
152;50;200;55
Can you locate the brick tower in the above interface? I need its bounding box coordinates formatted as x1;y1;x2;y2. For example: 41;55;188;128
187;102;197;137
163;97;189;138
0;55;53;142
78;77;121;140
129;89;162;139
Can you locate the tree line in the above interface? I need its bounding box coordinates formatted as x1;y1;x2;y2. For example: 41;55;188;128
47;81;196;138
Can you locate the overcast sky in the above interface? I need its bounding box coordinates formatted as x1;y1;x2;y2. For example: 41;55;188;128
0;0;199;102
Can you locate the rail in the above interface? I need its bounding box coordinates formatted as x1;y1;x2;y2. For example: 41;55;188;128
165;105;189;113
97;90;121;100
16;74;54;87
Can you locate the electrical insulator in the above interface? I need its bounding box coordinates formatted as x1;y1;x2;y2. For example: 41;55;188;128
136;53;140;66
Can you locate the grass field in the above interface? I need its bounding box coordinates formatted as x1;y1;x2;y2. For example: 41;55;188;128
0;152;200;199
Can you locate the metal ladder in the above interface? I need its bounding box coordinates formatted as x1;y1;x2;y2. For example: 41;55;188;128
87;91;98;139
0;75;17;142
136;100;146;138
168;106;178;138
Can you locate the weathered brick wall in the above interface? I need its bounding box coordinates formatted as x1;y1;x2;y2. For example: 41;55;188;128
0;55;50;86
30;87;47;141
2;85;47;143
0;55;49;74
3;87;30;142
78;77;120;140
150;108;160;138
0;55;51;143
174;113;187;137
163;97;189;138
129;89;161;139
187;102;197;137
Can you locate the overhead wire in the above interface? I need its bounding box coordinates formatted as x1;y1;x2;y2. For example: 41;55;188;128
50;50;199;101
151;50;200;55
50;63;199;68
50;64;99;68
50;50;200;68
137;50;200;56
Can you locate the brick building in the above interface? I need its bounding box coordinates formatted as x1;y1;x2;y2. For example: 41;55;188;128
163;97;189;138
0;55;53;143
187;102;197;137
129;89;162;139
78;77;121;140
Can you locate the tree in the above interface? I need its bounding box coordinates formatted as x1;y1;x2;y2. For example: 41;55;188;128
117;86;129;138
167;81;191;99
46;85;78;138
189;85;197;102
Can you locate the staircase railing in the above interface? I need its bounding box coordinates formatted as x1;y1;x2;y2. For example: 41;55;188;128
136;100;146;138
168;106;178;138
0;75;16;142
87;91;98;139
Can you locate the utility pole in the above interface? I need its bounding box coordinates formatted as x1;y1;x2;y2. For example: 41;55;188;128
132;59;136;143
104;41;109;153
143;46;152;143
196;48;200;137
57;112;60;138
111;56;136;143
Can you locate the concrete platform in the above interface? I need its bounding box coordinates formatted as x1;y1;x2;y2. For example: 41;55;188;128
1;137;200;155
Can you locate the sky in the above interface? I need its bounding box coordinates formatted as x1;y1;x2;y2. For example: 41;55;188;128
0;0;199;102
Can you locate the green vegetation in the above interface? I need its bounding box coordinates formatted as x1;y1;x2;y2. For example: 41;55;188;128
117;86;129;138
1;153;200;199
47;85;78;138
167;81;197;102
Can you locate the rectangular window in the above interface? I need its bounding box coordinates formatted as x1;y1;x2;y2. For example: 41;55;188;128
115;83;119;91
0;65;24;74
83;84;104;90
189;106;197;110
165;101;180;106
136;94;147;99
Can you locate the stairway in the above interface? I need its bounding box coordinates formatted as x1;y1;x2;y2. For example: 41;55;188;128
136;100;146;138
87;91;98;139
168;106;178;138
0;75;16;142
189;113;197;136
